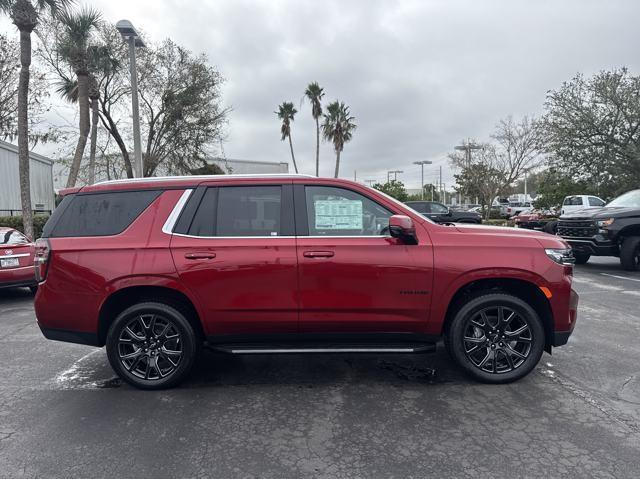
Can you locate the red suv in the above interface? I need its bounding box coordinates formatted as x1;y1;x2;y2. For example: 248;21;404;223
34;175;578;389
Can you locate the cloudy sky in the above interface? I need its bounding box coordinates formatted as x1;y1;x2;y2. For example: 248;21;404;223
4;0;640;188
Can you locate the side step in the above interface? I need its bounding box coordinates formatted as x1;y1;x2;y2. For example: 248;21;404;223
208;342;437;355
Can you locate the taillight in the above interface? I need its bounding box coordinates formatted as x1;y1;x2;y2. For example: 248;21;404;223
34;238;51;282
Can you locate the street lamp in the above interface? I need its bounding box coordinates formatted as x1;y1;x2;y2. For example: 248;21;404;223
454;139;482;206
413;160;432;200
116;19;145;178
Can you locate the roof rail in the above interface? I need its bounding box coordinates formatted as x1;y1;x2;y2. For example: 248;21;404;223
94;173;317;186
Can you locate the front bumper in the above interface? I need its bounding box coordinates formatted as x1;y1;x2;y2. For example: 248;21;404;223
552;287;578;347
564;238;618;256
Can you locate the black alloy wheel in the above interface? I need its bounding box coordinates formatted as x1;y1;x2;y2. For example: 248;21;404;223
446;293;544;383
106;302;198;389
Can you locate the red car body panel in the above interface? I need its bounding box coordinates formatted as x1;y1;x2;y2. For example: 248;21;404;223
34;176;578;347
0;228;36;289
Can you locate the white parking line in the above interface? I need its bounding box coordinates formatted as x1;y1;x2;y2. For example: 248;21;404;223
600;273;640;283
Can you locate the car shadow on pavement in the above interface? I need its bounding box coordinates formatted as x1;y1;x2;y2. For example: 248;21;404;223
0;287;35;301
178;346;469;389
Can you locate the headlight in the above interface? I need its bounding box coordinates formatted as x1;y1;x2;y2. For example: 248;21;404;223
596;218;614;227
545;248;575;265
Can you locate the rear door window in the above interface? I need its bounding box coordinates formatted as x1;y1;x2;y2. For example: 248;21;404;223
588;197;605;207
563;196;583;206
187;185;288;237
47;190;161;237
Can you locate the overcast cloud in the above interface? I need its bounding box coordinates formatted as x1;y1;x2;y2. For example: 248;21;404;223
5;0;640;188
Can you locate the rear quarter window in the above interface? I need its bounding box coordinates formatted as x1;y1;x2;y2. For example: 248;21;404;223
46;190;162;237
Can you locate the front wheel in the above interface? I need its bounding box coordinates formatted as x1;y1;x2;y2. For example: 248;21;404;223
445;293;545;383
620;236;640;271
106;302;198;390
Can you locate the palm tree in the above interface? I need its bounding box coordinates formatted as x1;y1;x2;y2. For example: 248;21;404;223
322;101;356;178
304;82;324;176
0;0;72;239
276;101;299;174
57;5;101;188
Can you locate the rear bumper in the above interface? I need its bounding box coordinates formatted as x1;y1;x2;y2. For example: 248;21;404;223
38;325;100;347
0;265;37;289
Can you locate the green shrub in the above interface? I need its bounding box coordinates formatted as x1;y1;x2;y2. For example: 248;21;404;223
0;215;49;239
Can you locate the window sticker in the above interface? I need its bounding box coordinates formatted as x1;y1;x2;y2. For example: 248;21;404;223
314;199;363;230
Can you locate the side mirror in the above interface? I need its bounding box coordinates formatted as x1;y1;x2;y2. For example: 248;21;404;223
388;215;418;245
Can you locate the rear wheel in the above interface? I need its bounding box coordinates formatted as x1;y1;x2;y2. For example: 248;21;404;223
573;252;590;264
106;302;198;389
620;236;640;271
445;293;545;383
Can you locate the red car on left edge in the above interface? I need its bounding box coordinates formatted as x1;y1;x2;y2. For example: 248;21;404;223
0;227;37;293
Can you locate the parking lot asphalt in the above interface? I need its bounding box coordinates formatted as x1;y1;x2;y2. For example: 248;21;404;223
0;257;639;478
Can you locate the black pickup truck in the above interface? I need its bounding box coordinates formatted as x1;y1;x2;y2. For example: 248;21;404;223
557;189;640;270
405;201;482;224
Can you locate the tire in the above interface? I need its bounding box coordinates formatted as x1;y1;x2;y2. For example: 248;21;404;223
445;293;545;384
543;220;558;235
29;285;38;294
620;236;640;271
106;302;199;390
573;252;590;264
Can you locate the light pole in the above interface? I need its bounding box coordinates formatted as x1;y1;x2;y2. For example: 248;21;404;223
116;20;145;178
413;160;432;200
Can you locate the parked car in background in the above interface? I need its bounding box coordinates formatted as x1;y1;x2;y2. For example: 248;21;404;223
502;202;532;218
34;175;577;389
560;195;605;216
557;189;640;270
514;209;559;233
0;227;37;292
405;201;482;223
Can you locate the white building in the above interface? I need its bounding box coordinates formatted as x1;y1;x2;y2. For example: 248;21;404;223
0;140;55;216
209;157;289;174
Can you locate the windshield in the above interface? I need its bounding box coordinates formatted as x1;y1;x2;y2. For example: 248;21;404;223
607;190;640;208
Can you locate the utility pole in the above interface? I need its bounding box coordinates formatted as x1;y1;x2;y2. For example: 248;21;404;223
387;170;403;182
439;165;442;201
414;160;432;200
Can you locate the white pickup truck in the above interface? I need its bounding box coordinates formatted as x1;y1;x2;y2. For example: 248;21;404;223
560;195;605;215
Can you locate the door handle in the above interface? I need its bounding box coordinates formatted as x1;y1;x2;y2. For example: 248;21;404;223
303;251;335;258
184;252;216;260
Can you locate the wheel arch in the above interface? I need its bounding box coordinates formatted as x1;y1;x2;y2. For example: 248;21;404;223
97;284;205;347
441;277;555;353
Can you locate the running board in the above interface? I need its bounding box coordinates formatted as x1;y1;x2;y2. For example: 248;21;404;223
208;342;437;355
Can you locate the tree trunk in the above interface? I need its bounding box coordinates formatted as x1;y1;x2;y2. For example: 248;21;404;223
17;28;33;239
98;105;134;178
315;117;320;177
334;149;341;178
67;73;90;187
88;97;98;184
287;134;298;174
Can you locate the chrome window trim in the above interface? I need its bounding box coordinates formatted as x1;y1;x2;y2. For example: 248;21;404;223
170;232;388;239
162;189;193;235
163;188;391;240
